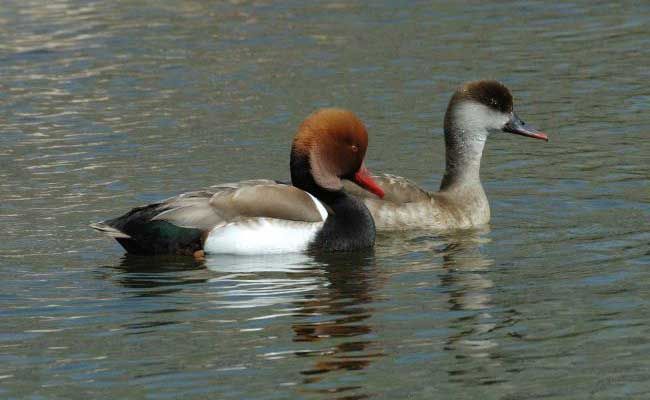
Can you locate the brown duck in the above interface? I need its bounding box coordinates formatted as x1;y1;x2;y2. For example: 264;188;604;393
344;80;548;230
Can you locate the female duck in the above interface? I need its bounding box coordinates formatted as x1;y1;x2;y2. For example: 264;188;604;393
91;108;385;255
345;80;548;230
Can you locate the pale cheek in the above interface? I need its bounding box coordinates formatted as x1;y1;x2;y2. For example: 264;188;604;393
456;103;498;131
482;110;507;130
495;114;510;130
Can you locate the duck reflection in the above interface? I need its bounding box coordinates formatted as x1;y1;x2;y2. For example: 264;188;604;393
439;230;494;315
436;229;513;386
206;250;384;398
97;255;212;333
203;253;327;309
105;254;209;293
102;231;503;394
292;251;382;369
105;251;384;379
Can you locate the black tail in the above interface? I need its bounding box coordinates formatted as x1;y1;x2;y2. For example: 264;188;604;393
91;203;204;256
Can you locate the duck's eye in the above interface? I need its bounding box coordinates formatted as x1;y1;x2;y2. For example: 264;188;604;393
351;144;359;153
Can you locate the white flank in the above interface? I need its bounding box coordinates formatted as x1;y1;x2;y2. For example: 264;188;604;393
204;218;324;255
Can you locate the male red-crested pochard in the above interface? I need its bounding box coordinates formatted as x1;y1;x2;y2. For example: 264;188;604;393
344;80;548;230
91;108;385;255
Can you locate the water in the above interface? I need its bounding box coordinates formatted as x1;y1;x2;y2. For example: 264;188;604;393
1;0;649;398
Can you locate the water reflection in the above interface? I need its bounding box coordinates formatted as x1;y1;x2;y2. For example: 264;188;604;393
204;253;325;309
208;250;383;398
436;230;512;387
292;252;382;395
105;255;208;293
104;250;383;398
105;233;503;396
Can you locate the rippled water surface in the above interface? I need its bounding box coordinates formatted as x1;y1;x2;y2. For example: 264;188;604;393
1;1;649;399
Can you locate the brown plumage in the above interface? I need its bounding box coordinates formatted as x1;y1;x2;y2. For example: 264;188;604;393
346;80;547;231
448;80;514;114
292;108;369;191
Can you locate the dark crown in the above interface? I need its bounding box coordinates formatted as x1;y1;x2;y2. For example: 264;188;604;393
454;80;513;114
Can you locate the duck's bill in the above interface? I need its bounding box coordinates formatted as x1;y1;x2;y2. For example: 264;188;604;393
503;113;549;141
353;166;385;199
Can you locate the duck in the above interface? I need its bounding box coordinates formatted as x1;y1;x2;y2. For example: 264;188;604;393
91;108;385;256
343;80;548;230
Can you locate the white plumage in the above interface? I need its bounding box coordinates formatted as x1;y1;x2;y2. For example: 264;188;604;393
204;194;328;255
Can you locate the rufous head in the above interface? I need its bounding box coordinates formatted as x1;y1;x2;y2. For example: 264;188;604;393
292;108;384;198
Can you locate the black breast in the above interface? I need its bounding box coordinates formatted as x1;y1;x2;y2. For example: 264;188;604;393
310;192;376;252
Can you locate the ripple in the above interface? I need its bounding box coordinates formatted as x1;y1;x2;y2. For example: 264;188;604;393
1;0;650;398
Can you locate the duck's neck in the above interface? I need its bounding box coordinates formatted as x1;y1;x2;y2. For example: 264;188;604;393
312;191;375;251
291;150;375;251
439;107;488;193
290;148;336;202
